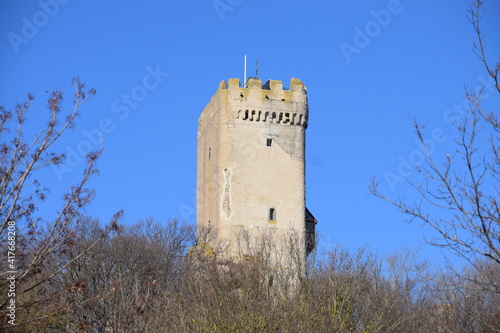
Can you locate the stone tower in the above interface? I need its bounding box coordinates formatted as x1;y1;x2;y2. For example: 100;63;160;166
197;77;316;260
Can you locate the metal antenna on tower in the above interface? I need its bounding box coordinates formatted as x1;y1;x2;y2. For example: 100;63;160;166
243;55;247;87
256;59;259;78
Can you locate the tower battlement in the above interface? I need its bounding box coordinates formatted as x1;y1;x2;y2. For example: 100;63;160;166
198;78;308;139
205;77;309;130
221;77;307;105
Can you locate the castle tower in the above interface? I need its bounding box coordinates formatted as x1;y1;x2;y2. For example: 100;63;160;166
197;77;316;261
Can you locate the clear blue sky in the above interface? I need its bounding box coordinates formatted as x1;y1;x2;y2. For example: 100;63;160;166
1;0;499;265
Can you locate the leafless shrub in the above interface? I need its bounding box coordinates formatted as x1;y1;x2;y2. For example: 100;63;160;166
0;80;122;330
369;0;500;294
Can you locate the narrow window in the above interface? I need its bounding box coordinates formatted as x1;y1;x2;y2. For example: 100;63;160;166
269;208;276;221
266;138;272;147
208;148;211;160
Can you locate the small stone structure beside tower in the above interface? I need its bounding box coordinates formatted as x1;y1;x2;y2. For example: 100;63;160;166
197;77;316;263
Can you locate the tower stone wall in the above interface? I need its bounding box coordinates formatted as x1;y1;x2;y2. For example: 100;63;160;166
197;77;313;260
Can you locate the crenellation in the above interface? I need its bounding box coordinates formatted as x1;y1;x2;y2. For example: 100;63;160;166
228;78;240;90
263;80;283;91
246;77;262;89
218;77;307;105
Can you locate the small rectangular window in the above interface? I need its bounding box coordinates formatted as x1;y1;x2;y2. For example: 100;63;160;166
269;208;276;221
266;138;272;147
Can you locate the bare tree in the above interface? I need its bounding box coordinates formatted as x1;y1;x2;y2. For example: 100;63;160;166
174;233;424;333
369;0;500;293
0;79;121;329
61;217;192;333
434;261;500;332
